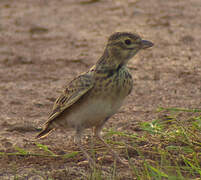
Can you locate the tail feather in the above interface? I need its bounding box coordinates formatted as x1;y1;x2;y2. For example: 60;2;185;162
36;124;54;139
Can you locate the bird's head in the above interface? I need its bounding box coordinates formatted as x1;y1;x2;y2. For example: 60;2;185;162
105;32;153;67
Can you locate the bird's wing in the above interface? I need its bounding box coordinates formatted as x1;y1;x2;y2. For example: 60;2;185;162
45;72;94;124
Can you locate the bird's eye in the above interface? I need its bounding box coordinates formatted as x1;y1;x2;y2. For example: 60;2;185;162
124;39;131;45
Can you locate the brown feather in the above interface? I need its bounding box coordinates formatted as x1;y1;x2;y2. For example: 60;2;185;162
36;123;54;139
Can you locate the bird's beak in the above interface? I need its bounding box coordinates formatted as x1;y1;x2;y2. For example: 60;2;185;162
140;40;154;49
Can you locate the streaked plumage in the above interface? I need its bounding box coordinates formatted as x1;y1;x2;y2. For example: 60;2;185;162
36;32;153;165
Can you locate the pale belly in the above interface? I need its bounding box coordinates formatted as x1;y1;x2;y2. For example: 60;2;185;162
63;96;124;130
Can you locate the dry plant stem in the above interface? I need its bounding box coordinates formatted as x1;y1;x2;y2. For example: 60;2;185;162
75;131;97;168
78;143;97;168
94;127;128;166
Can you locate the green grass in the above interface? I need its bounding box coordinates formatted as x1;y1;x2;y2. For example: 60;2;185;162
0;143;79;159
0;107;201;179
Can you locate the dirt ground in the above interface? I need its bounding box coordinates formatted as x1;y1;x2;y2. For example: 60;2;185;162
0;0;201;179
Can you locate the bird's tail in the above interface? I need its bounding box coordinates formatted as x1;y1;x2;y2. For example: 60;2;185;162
35;123;54;139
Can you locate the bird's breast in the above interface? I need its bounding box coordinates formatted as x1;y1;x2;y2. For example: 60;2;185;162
93;67;133;99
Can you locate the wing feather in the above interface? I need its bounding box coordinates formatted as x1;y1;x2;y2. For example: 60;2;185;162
46;72;94;124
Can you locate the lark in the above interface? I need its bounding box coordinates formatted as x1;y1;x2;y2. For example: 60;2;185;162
36;32;153;166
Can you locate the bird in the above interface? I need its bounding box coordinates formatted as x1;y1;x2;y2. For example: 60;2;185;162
36;32;153;166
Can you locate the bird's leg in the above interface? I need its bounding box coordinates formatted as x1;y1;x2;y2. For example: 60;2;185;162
94;125;128;165
74;129;96;168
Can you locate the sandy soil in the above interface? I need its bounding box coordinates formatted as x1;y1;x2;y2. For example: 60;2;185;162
0;0;201;179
